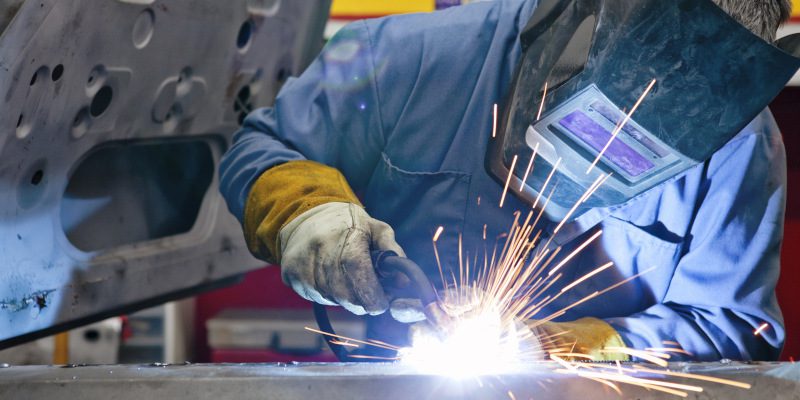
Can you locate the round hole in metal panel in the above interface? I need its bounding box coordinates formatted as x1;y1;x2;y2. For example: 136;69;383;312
51;64;64;81
30;170;43;186
236;19;254;51
132;9;155;49
90;86;113;117
18;159;47;210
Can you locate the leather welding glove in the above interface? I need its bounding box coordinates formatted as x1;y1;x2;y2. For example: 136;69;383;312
243;160;407;316
527;317;629;361
389;299;427;323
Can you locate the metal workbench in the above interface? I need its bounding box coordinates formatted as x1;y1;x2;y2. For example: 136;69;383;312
0;361;798;399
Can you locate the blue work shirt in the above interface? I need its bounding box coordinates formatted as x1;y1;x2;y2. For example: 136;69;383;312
220;0;786;361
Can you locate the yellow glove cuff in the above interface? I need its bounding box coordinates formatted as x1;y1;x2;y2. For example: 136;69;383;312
243;160;362;263
534;317;628;361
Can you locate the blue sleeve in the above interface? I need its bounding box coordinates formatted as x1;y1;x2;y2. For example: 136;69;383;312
608;113;786;360
219;1;530;223
218;21;389;221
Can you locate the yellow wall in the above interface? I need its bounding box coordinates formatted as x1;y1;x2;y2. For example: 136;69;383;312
330;0;435;17
331;0;800;20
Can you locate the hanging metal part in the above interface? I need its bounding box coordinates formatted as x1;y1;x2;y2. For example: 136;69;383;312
0;0;331;348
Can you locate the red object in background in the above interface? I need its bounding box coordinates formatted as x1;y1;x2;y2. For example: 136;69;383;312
779;220;800;361
119;316;133;341
772;87;800;361
194;266;310;362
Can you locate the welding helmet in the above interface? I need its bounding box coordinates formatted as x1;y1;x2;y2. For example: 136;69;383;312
487;0;800;222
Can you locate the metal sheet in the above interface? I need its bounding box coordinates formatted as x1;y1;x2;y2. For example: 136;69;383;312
0;0;331;347
0;362;797;399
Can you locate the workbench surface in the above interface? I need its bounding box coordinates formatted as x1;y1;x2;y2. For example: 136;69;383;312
0;361;798;399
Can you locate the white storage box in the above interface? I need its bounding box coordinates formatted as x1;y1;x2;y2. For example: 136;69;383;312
207;309;365;353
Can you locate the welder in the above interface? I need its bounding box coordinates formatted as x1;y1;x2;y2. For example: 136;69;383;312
220;0;795;361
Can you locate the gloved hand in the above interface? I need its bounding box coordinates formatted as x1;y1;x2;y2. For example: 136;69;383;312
279;201;405;315
390;285;483;323
527;317;629;361
243;160;411;316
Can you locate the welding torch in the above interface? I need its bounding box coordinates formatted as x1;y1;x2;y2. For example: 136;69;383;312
313;250;454;362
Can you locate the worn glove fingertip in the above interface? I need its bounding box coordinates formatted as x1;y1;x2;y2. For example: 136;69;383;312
389;298;426;323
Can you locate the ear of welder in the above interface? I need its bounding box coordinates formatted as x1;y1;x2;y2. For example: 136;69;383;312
243;160;362;263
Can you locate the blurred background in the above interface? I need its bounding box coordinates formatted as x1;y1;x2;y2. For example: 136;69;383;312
1;0;799;366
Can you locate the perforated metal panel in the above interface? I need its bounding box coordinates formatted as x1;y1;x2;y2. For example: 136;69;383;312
0;0;331;347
